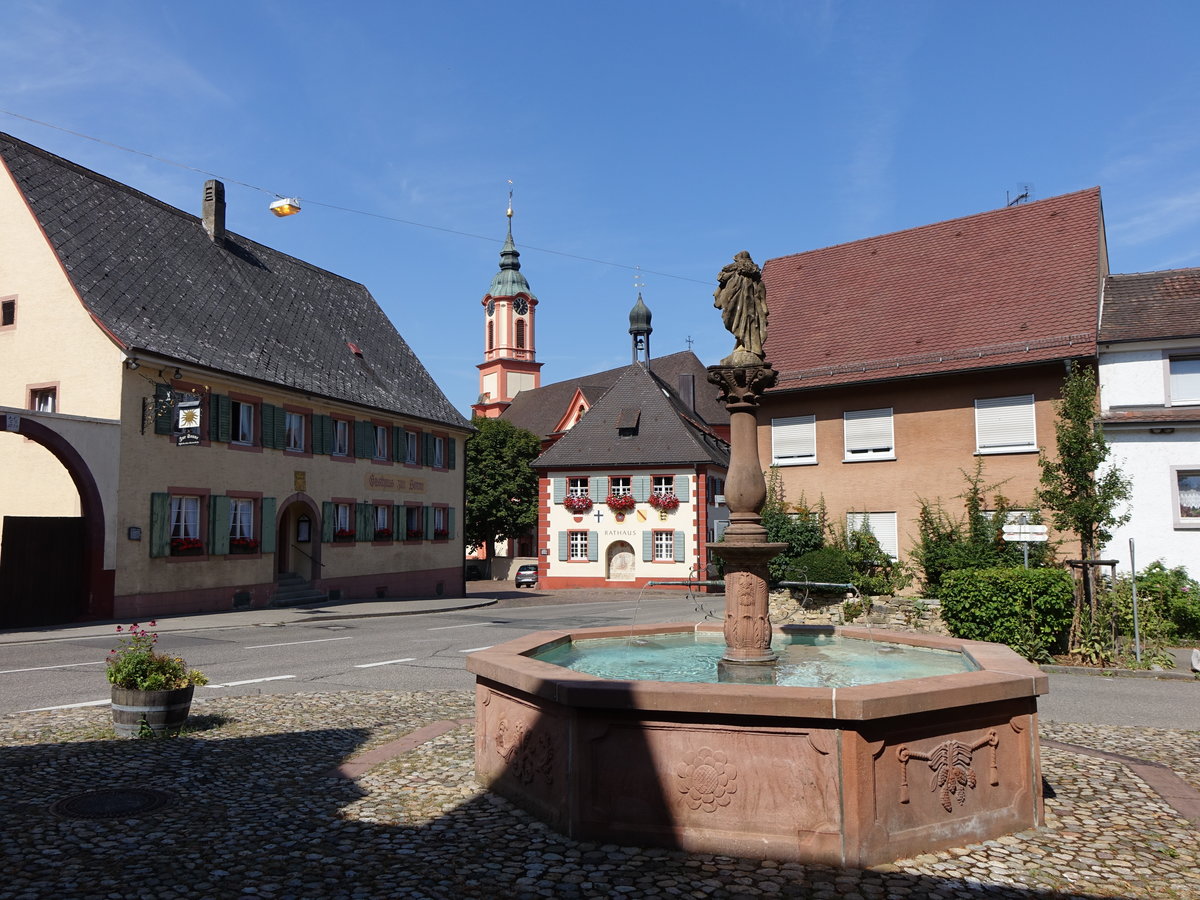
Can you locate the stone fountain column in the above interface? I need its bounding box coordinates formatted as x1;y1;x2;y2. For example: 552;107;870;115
707;364;787;684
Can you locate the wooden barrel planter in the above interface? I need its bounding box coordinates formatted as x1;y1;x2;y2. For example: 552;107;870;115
111;685;195;738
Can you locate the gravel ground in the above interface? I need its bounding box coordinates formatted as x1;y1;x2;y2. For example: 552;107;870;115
1;691;1197;900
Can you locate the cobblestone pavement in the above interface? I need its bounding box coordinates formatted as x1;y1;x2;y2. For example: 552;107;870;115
2;691;1197;899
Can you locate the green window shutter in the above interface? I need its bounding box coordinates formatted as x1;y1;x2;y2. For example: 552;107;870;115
674;530;686;563
424;506;435;541
315;415;334;456
676;475;689;499
215;394;232;443
260;404;284;450
392;426;404;462
356;502;373;541
447;508;456;541
153;384;174;435
552;478;566;503
423;433;434;468
588;531;598;562
209;495;231;556
642;531;653;561
589;476;605;498
149;492;170;557
447;437;456;470
321;501;335;542
633;475;651;502
261;498;277;553
558;531;568;561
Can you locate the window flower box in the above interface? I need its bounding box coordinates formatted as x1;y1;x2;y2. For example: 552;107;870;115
406;529;423;541
563;495;593;514
373;528;393;541
648;492;680;512
434;529;449;540
229;537;259;554
605;493;636;513
334;529;356;543
170;538;204;556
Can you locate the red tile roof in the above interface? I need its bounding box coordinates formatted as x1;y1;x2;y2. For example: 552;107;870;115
762;188;1105;391
1100;268;1200;343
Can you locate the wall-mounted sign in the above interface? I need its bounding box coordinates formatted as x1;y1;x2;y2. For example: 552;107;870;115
176;398;201;446
3;414;19;432
294;471;307;492
365;473;426;494
127;526;143;541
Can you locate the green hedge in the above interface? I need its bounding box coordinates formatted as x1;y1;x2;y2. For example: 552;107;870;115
939;567;1074;651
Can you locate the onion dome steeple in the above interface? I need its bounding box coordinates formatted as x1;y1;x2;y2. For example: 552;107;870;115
629;292;652;365
488;213;536;300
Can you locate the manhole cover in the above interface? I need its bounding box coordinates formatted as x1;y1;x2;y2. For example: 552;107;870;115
51;788;174;820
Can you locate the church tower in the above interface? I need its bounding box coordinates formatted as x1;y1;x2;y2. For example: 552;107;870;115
472;203;542;418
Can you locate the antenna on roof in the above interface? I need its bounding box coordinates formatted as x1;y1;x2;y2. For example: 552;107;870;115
1006;183;1034;207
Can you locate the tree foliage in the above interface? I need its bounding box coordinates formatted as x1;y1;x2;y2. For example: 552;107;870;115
464;417;541;563
1037;364;1131;561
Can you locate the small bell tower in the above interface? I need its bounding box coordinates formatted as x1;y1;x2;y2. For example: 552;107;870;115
629;293;653;367
473;190;542;418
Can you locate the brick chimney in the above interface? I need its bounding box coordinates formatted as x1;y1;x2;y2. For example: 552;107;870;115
202;179;226;243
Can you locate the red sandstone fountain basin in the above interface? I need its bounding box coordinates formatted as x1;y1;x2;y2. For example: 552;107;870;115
467;623;1047;868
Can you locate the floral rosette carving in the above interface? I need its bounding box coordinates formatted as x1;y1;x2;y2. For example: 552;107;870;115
676;746;737;812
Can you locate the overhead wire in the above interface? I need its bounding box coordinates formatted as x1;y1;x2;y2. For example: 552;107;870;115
0;108;711;286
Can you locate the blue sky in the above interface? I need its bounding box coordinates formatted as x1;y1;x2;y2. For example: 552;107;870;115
3;1;1199;416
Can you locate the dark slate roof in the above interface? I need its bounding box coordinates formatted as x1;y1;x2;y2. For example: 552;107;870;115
533;362;729;470
501;350;727;440
0;132;468;429
763;188;1104;391
1100;268;1200;343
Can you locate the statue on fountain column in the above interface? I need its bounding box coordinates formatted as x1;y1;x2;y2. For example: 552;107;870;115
713;250;768;367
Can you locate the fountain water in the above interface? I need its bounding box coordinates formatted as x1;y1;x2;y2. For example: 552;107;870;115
467;252;1046;867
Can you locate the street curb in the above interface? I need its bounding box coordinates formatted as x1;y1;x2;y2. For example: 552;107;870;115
1039;664;1197;681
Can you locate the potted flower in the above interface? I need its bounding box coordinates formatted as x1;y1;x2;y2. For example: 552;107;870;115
334;528;356;543
170;537;204;556
605;493;636;513
434;529;449;540
373;527;393;541
229;536;259;554
406;528;423;541
563;495;593;514
106;622;208;738
648;492;680;512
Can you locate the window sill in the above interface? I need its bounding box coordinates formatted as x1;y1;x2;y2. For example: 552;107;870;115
772;458;817;467
228;442;263;454
975;447;1039;456
842;455;896;463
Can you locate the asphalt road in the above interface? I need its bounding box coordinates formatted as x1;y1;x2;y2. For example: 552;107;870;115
1;588;1195;729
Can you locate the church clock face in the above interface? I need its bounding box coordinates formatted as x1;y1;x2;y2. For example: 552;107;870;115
486;299;495;316
514;297;529;315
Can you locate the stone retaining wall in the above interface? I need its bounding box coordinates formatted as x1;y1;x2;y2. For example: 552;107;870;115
768;589;950;635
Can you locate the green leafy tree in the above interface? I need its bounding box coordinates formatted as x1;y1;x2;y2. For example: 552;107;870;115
759;468;824;584
1036;364;1131;646
464;417;541;570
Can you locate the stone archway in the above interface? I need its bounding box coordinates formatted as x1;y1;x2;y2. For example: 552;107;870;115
606;540;636;581
275;492;321;583
0;412;112;623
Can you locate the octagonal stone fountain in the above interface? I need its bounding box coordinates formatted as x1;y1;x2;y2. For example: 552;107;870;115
467;253;1047;868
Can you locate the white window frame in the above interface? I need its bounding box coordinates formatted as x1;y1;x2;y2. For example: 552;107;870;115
652;475;675;496
170;496;200;540
609;476;631;497
285;411;306;452
653;530;675;561
568;477;590;498
333;419;350;457
405;430;418;464
846;511;899;560
405;505;423;539
843;408;894;461
568;530;589;561
229;498;255;539
30;387;56;413
373;425;389;460
771;415;816;466
975;394;1037;454
1168;356;1200;405
374;504;390;532
231;400;254;445
335;502;352;533
433;436;445;468
1173;467;1200;529
433;506;448;538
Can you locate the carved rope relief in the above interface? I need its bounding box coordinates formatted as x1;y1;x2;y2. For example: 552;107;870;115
897;730;999;812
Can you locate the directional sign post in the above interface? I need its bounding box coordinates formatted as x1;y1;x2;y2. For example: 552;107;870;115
1002;518;1048;568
